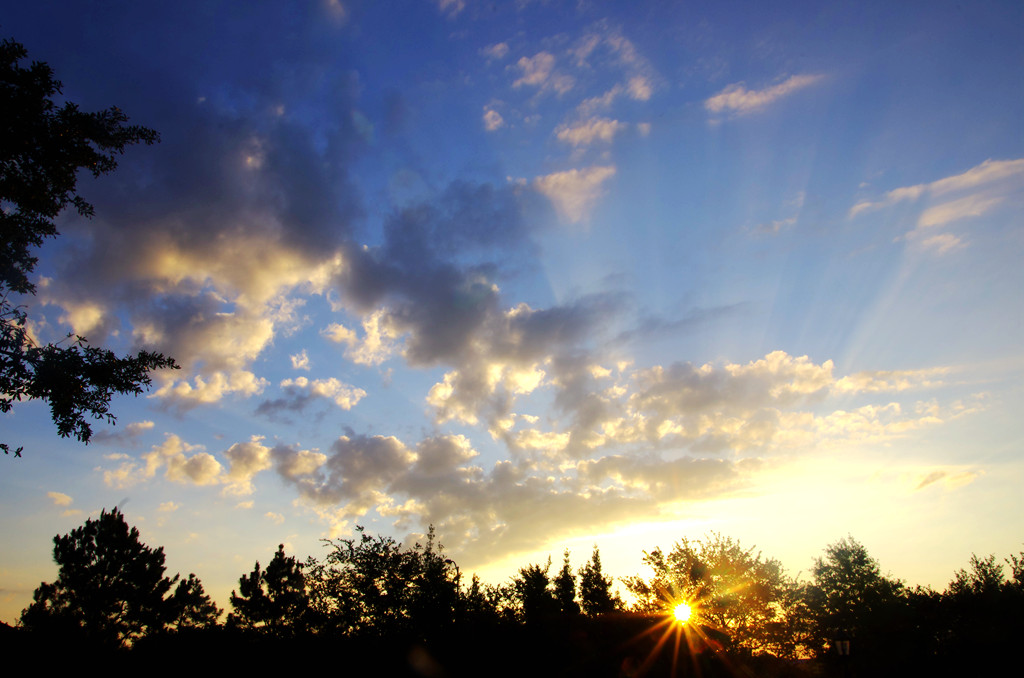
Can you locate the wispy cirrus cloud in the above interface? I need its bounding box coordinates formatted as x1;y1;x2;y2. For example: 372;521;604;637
705;74;824;116
850;158;1024;217
850;158;1024;253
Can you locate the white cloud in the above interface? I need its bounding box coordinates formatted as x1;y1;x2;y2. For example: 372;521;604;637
627;75;652;101
481;42;509;60
153;370;269;409
265;511;285;525
513;52;574;95
555;118;628;147
47;491;73;507
290;350;310;370
273;446;328;478
323;309;403;365
705;74;824;116
104;435;224;488
916;233;964;254
533;166;616;223
849;158;1023;253
917;194;1004;228
483;107;505;131
850;158;1024;217
165;450;223;486
275;434;416;517
223;437;274;495
56;301;109;338
835;367;949;393
279;376;367;409
158;501;179;512
577;86;622;116
572;34;602;66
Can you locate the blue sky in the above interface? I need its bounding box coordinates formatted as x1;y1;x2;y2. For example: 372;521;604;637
2;0;1022;621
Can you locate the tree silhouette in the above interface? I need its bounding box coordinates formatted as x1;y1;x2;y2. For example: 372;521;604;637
553;549;580;615
623;532;801;656
806;536;909;670
0;38;176;457
513;558;558;625
306;525;462;638
20;508;178;646
229;544;308;633
167;573;222;630
578;545;620;616
938;551;1024;674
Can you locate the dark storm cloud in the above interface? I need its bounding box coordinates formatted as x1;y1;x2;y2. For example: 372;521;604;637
18;4;368;403
329;178;548;366
613;302;749;346
268;429;741;565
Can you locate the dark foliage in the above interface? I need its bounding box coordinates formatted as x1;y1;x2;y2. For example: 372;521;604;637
229;544;308;633
306;525;464;639
553;548;581;615
623;532;802;657
167;573;222;630
18;508;209;646
513;557;559;625
12;513;1024;677
578;545;621;616
1;38;176;456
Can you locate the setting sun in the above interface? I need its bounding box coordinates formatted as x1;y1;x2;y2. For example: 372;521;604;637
673;603;692;623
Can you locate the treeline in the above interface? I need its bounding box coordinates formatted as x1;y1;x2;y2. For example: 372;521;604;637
4;508;1023;677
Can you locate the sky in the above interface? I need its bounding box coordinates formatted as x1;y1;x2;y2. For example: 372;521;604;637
2;0;1022;622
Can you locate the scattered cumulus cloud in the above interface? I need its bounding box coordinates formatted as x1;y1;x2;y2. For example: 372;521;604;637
153;370;269;410
481;42;509;61
627;75;652;101
290;350;310;370
223;437;274;496
532;166;616;223
274;376;367;410
555;117;628;147
47;492;73;507
438;0;465;18
323;310;403;365
483;106;505;131
513;52;575;95
104;435;223;489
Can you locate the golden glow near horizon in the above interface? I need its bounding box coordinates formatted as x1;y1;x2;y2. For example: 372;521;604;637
673;602;692;624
